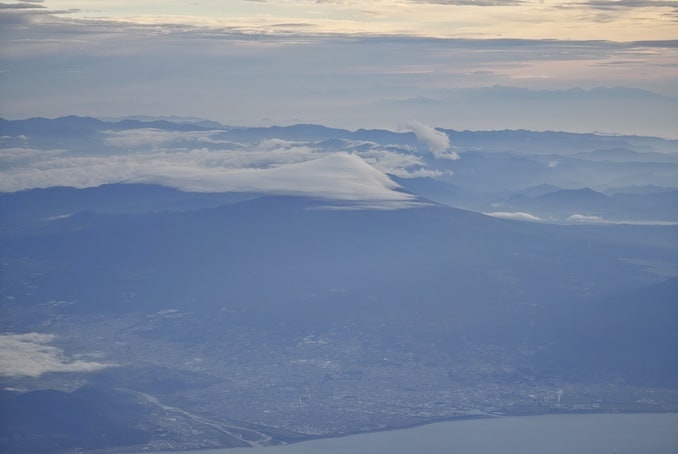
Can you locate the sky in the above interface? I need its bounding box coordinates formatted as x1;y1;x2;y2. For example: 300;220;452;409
1;0;677;136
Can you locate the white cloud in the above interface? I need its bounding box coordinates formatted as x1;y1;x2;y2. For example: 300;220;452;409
403;120;460;160
483;211;544;222
566;214;678;225
0;146;418;205
103;129;234;149
0;147;65;164
568;213;602;222
0;133;432;207
352;145;448;178
0;333;115;378
130;153;417;204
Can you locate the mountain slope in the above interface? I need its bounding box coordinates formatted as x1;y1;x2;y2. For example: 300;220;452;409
2;186;677;452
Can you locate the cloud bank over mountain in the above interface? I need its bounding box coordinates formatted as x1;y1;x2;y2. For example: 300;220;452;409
132;153;418;205
0;150;417;206
2;116;677;221
0;124;426;207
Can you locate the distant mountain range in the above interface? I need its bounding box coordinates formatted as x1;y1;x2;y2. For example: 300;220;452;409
3;115;678;150
2;115;677;222
488;187;678;221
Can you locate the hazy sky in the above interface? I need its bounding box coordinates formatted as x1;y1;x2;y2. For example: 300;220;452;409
1;0;677;136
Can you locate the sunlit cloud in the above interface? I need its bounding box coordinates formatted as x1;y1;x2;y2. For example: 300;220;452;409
403;120;459;160
130;153;416;202
0;136;425;206
568;213;603;221
577;1;678;10
1;1;677;136
1;0;676;40
483;211;544;222
408;1;524;5
0;332;115;377
0;2;46;9
0;125;456;201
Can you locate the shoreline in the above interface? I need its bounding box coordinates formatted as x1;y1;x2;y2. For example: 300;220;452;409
146;410;678;454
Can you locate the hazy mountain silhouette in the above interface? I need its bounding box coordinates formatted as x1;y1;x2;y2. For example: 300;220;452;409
3;189;673;342
0;387;151;453
492;187;678;221
541;277;678;385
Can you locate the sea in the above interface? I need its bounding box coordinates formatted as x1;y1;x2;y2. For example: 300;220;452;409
155;412;678;454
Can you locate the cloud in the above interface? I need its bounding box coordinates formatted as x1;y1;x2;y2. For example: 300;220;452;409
0;145;419;206
407;0;523;5
483;211;544;222
556;1;678;27
0;147;65;163
566;214;678;225
0;2;45;9
0;333;115;377
102;129;236;149
403;120;460;160
568;213;602;222
336;140;449;178
581;1;678;10
131;153;417;204
1;6;676;136
1;126;444;207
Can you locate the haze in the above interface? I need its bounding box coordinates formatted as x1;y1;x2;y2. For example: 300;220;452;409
1;0;677;137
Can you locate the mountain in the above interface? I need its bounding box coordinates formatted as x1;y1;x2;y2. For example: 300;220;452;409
389;176;491;209
511;184;562;198
2;186;677;452
2;189;674;342
534;187;608;208
602;184;678;195
0;184;260;233
490;187;678;221
0;387;152;453
439;128;678;155
0;115;211;136
574;148;678;163
2;116;678;452
3;116;678;202
543;277;678;385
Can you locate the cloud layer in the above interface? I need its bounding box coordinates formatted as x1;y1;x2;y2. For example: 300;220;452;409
1;1;677;138
0;333;114;377
132;152;417;203
3;0;676;40
483;211;544;222
0;128;433;207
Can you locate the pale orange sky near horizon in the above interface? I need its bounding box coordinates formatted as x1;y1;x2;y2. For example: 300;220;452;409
1;0;677;136
30;0;678;41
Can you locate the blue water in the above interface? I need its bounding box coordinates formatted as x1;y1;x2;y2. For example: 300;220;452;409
158;413;678;454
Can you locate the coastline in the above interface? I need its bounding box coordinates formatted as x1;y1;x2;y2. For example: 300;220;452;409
146;411;678;454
